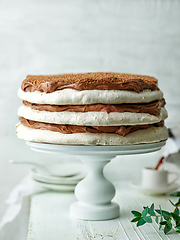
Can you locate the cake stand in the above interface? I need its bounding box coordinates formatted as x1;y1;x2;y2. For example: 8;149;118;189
26;141;166;221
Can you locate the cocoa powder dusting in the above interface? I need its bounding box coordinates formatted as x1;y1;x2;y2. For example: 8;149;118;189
21;72;159;93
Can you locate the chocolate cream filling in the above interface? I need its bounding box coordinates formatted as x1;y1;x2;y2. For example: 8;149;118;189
23;99;165;116
21;73;159;93
19;117;164;137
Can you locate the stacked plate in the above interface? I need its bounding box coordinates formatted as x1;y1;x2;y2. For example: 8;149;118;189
31;162;87;192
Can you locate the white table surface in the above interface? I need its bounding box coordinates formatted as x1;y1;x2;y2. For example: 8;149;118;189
27;178;180;240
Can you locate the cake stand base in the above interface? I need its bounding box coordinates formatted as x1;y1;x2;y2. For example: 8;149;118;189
26;141;166;221
70;202;119;221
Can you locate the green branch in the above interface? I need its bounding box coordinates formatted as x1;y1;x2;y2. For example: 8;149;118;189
131;192;180;235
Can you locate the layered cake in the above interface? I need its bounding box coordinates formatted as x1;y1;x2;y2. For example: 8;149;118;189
16;72;168;145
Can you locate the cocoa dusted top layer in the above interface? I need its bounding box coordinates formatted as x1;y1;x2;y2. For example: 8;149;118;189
21;72;159;93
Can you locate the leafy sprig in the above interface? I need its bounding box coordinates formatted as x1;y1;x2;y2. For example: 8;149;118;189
131;193;180;235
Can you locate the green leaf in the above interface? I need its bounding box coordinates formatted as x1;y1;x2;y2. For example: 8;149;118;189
131;211;141;217
171;212;180;222
155;209;170;219
137;218;146;227
175;222;180;227
141;207;148;217
170;192;180;197
143;216;152;223
176;230;180;233
175;208;180;216
155;209;161;214
163;212;171;221
159;216;163;230
131;216;141;222
160;221;167;225
155;216;158;224
168;219;172;225
169;199;176;207
174;198;180;207
155;205;163;215
162;210;171;216
148;203;156;216
164;223;172;234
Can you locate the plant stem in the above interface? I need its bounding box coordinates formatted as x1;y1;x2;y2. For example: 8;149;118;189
174;204;180;213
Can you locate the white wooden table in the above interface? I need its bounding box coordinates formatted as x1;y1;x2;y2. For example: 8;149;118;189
27;180;180;240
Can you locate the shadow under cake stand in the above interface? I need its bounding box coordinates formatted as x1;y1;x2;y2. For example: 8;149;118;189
26;141;166;221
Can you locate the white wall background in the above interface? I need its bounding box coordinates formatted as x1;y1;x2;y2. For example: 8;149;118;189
0;0;180;218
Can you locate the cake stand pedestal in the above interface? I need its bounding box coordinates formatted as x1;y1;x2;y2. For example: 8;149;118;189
26;141;166;221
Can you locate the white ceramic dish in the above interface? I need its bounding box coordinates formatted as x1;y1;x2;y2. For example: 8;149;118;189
33;179;76;192
31;162;86;184
130;179;179;195
44;162;83;177
31;169;85;184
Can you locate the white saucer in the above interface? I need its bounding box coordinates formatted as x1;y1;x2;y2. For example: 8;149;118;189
32;179;76;192
130;180;179;195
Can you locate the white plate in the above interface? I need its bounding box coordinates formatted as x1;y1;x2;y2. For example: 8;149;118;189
33;179;76;192
31;162;87;184
45;162;82;177
31;169;85;184
130;179;179;195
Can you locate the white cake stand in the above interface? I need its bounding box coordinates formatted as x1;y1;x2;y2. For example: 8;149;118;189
26;141;166;221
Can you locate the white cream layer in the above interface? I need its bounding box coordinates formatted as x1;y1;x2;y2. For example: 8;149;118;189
18;88;163;105
18;105;168;126
16;124;168;145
